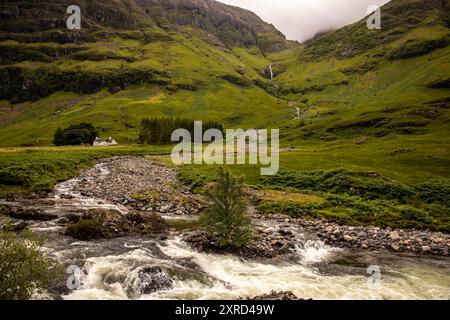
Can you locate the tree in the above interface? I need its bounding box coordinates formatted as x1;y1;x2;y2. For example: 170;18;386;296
53;128;64;146
0;220;61;300
53;122;98;146
199;167;252;247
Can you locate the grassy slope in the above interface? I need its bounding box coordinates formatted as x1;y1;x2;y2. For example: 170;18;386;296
0;30;295;146
174;138;450;232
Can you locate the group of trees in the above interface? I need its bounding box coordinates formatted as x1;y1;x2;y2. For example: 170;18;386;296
53;122;98;146
138;118;223;145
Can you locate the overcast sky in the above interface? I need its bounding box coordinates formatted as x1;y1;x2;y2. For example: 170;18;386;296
217;0;391;42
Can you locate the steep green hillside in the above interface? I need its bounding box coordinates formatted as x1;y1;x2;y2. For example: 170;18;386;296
0;0;297;146
274;0;450;145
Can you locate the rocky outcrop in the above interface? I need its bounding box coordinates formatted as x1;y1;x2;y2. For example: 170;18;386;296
182;227;298;260
0;0;288;51
65;208;169;240
0;0;289;102
304;0;449;60
135;266;174;295
0;65;165;103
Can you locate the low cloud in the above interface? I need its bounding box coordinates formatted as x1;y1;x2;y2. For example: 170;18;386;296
217;0;391;42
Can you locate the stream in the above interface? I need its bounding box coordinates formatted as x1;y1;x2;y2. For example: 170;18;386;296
2;162;449;300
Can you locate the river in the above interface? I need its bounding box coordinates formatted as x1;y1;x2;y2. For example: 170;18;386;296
2;162;449;300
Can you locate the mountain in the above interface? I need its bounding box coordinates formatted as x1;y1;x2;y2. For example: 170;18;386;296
303;0;449;60
274;0;450;144
0;0;449;147
0;0;298;146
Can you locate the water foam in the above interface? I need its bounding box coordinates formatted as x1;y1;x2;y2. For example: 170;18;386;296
62;238;450;300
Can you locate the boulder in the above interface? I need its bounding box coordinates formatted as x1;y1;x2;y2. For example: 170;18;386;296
343;234;353;242
137;266;173;294
389;231;400;240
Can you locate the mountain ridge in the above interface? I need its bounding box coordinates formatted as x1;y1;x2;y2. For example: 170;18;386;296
0;0;290;51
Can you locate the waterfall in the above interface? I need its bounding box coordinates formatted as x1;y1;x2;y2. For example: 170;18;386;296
268;65;274;80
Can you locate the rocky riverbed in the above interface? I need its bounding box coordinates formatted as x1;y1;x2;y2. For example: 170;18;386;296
251;212;450;257
75;157;206;216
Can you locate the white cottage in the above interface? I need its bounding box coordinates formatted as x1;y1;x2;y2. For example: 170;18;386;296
93;137;118;147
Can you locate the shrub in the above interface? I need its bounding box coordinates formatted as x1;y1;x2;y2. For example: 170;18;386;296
257;201;325;218
177;167;214;192
0;221;61;300
199;167;251;247
53;122;98;146
398;207;432;224
415;180;450;206
259;169;414;201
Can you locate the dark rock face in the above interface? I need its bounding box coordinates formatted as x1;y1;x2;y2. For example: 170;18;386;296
0;65;164;103
0;0;287;51
47;281;71;299
138;266;173;294
0;220;29;232
428;78;450;89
